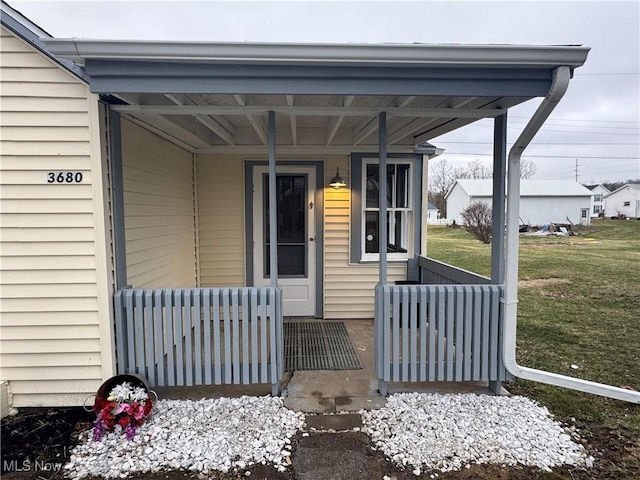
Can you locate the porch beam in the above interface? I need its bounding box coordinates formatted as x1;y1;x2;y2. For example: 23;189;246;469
379;112;388;285
116;93;212;148
388;97;478;144
110;104;506;119
286;95;297;145
268;111;278;287
353;118;379;146
491;113;507;283
326;95;355;145
165;94;235;145
234;94;268;145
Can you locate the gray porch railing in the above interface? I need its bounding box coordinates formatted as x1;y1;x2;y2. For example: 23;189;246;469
418;256;491;285
114;287;283;394
376;257;509;392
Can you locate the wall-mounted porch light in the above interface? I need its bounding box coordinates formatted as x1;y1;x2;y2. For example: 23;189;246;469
329;167;347;189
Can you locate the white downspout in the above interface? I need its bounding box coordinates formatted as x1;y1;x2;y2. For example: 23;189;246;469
504;66;640;404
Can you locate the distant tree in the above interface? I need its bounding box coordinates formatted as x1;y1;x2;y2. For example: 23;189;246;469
428;158;455;217
461;202;493;244
602;181;625;192
519;159;537;179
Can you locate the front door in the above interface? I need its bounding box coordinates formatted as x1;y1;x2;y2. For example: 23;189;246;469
253;166;316;316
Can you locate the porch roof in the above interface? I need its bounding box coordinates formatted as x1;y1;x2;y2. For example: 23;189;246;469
44;39;589;153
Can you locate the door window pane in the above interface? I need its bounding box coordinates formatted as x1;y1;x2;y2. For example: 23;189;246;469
264;174;307;277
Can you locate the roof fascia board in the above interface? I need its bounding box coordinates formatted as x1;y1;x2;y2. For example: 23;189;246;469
43;39;590;69
81;61;553;96
1;3;88;82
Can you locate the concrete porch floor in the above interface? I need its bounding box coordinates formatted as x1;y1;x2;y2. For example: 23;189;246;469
155;319;503;413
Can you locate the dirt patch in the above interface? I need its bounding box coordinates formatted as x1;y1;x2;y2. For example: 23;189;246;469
3;406;639;480
519;278;570;288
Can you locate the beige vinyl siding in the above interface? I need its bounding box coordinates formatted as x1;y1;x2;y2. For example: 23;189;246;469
194;154;402;317
121;118;197;288
197;154;245;287
0;27;114;406
324;156;405;319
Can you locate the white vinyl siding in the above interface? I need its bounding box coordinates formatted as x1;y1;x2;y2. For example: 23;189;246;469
324;156;405;319
0;27;113;407
196;154;246;287
121;119;197;288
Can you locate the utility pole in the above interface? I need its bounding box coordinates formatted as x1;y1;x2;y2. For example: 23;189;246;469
575;159;579;182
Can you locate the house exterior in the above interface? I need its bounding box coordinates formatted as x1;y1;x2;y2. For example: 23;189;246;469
446;179;594;226
3;3;637;408
426;202;440;224
604;183;640;219
584;184;609;218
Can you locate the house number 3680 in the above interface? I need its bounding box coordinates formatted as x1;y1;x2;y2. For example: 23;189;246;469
46;172;83;183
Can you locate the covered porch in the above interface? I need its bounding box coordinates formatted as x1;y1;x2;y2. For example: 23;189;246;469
47;39;638;404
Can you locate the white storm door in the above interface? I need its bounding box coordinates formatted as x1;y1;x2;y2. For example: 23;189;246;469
253;166;316;317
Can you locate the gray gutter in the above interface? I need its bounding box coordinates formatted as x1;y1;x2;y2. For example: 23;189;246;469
42;38;590;69
0;1;87;82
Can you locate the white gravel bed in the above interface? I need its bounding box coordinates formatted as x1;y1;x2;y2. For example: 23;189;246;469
361;392;593;474
65;396;305;479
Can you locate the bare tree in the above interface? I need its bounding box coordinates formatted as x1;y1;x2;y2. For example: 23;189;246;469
459;158;493;179
428;158;455;217
519;159;537;179
461;202;493;244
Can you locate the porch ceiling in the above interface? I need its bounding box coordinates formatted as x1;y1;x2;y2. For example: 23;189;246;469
42;40;590;153
109;92;529;152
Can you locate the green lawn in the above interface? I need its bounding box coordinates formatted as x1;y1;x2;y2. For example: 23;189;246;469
426;219;640;436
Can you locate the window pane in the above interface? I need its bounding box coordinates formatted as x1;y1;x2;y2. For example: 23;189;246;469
364;211;408;254
266;245;306;276
263;174;307;277
396;164;410;208
364;211;379;253
366;164;379;208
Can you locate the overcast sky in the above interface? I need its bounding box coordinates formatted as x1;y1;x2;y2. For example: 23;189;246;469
7;0;640;183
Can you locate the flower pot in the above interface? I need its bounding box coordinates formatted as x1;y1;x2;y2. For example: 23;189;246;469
93;374;150;414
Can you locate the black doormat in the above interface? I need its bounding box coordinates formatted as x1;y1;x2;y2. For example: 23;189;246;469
284;321;363;371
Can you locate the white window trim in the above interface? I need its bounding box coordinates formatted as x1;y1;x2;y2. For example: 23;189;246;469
360;158;414;262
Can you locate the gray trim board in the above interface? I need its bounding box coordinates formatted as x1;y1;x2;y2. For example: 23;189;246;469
108;110;128;289
79;61;554;96
244;160;324;318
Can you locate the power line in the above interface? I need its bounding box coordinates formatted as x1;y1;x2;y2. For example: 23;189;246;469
435;141;639;146
508;115;639;125
574;72;640;76
443;152;639;159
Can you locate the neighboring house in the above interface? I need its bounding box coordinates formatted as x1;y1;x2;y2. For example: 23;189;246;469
10;3;636;410
584;184;610;217
426;202;440;224
604;183;640;219
446;179;593;226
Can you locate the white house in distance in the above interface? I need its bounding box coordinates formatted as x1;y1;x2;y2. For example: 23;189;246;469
426;202;440;224
584;184;610;218
604;183;640;219
446;179;594;226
